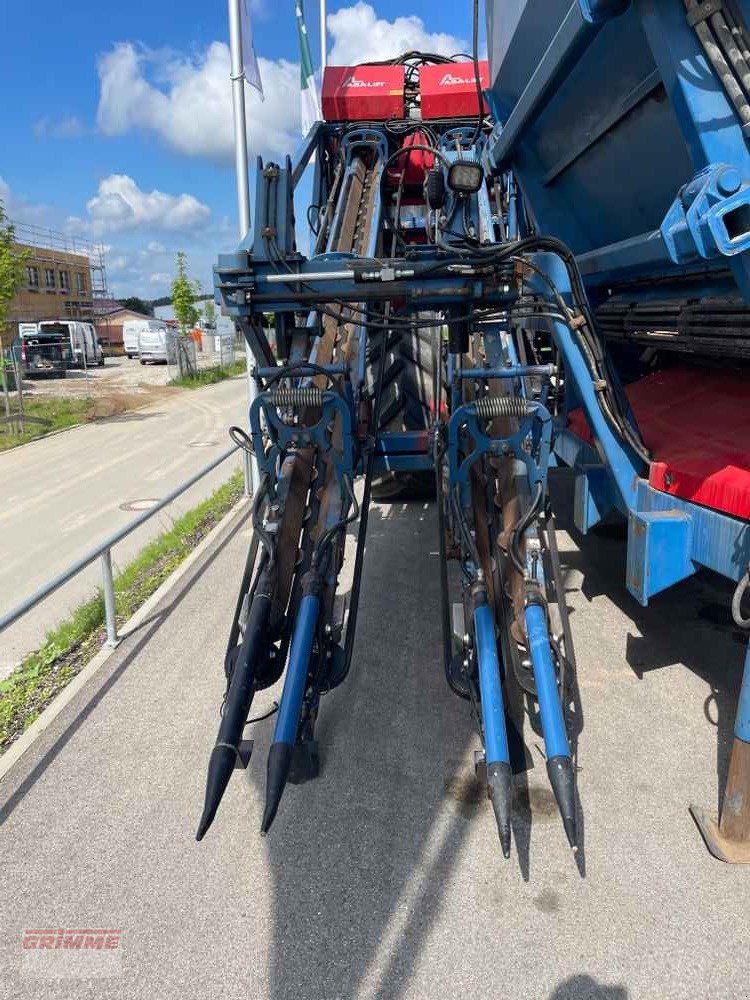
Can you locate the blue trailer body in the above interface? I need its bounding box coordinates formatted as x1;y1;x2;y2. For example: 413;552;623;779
486;0;750;861
485;0;750;300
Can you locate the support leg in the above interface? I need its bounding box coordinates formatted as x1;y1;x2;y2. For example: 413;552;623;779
691;642;750;863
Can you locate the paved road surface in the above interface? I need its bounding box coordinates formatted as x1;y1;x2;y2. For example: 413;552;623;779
0;473;747;999
0;376;247;675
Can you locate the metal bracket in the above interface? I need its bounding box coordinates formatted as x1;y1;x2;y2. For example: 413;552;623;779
250;388;356;485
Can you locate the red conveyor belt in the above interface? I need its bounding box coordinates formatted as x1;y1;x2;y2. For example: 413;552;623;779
567;367;750;520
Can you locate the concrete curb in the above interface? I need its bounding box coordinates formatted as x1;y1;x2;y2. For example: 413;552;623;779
0;493;251;782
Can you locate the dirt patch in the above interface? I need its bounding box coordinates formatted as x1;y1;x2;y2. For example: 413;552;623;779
85;386;180;420
16;357;184;423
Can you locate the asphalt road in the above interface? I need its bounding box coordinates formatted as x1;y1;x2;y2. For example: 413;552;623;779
0;376;247;676
0;473;747;999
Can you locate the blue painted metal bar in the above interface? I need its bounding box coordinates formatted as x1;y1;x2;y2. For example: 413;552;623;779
290;121;324;188
457;365;554;379
524;601;570;761
272;593;320;746
735;644;750;744
529;252;643;512
474;600;510;766
375;431;429;455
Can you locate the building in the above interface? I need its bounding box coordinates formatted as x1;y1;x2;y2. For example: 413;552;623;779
93;302;156;352
6;222;108;339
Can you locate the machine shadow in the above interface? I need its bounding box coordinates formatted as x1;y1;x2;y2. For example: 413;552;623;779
549;469;744;814
548;975;629;1000
244;499;544;999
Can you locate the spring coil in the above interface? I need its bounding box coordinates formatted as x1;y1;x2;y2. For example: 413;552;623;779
474;396;533;420
269;386;323;409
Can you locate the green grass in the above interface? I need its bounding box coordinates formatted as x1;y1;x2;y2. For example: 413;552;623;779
0;469;245;751
168;359;247;388
0;396;93;451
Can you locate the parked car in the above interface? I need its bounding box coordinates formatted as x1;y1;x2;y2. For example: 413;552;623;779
123;318;165;359
13;328;72;379
138;325;168;364
38;320;104;369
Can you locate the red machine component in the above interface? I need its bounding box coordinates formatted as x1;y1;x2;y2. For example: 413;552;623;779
321;65;406;121
568;367;750;520
386;131;435;186
420;61;489;119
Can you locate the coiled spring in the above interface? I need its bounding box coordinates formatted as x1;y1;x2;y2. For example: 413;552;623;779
474;396;533;420
269;386;323;409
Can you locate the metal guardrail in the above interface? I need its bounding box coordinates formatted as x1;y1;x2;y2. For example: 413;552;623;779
0;444;241;648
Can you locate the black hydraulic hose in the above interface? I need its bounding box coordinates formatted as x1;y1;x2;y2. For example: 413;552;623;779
509;482;544;576
471;0;484;145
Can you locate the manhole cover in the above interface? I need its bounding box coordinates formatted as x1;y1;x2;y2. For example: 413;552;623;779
120;498;160;512
188;440;219;448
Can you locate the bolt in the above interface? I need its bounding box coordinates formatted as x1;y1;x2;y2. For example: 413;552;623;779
718;167;742;197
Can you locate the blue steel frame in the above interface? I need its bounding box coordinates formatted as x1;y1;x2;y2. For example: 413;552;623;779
485;0;750;298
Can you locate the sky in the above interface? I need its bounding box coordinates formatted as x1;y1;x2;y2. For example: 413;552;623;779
0;1;477;300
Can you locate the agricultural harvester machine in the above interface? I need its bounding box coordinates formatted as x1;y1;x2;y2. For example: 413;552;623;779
198;0;750;864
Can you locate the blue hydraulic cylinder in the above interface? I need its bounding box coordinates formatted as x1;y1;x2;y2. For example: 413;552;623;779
524;600;570;760
260;588;321;835
473;588;513;857
473;598;510;766
273;592;320;746
525;595;578;848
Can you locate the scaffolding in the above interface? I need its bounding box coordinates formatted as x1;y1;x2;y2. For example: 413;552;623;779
11;221;113;345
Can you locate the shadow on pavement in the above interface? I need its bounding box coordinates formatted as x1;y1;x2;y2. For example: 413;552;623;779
549;975;628;999
550;468;745;816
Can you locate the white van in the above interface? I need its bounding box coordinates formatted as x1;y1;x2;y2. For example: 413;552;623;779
138;326;168;364
123;318;165;359
38;320;104;368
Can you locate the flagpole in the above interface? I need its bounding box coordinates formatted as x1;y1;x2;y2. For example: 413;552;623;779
228;0;259;495
320;0;327;69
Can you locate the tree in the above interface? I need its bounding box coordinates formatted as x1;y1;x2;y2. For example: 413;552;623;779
202;298;216;330
0;202;28;337
0;202;29;421
118;296;153;316
171;252;201;334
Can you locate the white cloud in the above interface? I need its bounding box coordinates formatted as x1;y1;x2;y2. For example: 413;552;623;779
97;42;300;163
95;5;467;164
85;175;211;234
149;271;171;284
328;3;466;64
33;116;86;139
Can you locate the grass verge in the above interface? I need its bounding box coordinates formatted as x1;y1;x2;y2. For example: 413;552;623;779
168;359;247;388
0;469;245;751
0;396;93;451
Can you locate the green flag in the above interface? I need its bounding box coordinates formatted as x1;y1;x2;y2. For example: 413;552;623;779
295;0;322;135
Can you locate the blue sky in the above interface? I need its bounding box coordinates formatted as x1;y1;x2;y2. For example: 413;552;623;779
0;1;476;298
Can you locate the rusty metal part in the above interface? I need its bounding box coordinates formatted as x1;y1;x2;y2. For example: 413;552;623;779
271;452;314;626
494;458;526;644
691;737;750;863
471;467;497;611
273;156;378;625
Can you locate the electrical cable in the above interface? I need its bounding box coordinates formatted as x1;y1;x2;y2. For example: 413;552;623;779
509;482;544;575
471;0;485;145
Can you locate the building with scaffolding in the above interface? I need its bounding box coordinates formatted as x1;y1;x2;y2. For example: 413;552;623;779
7;222;113;344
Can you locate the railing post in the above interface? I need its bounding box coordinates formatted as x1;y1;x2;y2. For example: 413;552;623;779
100;549;118;647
